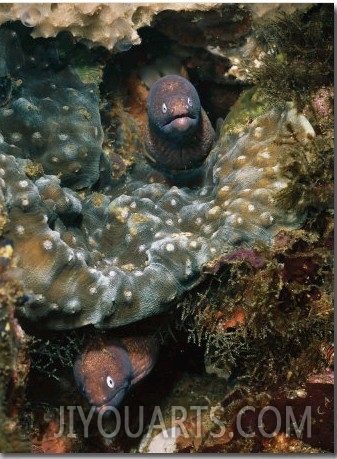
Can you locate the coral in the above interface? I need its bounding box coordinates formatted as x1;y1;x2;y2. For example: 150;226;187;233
0;53;315;329
30;417;73;454
183;5;334;395
153;4;252;49
0;28;104;190
275;123;334;214
101;99;144;178
0;4;332;454
0;3;220;50
152;4;311;83
222;380;334;453
0;3;311;56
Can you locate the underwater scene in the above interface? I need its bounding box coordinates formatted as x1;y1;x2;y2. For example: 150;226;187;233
0;2;334;454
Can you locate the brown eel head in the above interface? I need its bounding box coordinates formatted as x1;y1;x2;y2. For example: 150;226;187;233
147;74;201;141
73;338;132;409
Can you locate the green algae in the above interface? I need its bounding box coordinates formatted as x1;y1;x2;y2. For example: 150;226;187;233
219;87;269;138
276;129;334;214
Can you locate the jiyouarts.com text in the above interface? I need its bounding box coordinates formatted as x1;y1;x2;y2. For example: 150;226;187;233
53;404;312;440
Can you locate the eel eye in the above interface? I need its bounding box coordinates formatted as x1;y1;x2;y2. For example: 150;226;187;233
106;376;115;388
187;97;193;107
162;103;167;113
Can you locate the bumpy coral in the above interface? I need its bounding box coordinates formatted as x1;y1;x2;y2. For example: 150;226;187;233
0;22;317;330
1;84;314;331
0;29;103;190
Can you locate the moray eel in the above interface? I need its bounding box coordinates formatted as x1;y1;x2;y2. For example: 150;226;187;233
145;74;215;174
73;335;159;409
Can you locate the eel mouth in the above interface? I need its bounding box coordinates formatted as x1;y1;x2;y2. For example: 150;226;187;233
164;113;197;133
165;112;195;124
88;383;130;412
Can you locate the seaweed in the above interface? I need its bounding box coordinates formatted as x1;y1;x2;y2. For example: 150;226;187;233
178;223;333;390
276;130;334;215
0;237;31;452
28;331;86;381
249;4;333;110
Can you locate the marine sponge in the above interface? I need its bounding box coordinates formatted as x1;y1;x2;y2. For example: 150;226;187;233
0;3;220;50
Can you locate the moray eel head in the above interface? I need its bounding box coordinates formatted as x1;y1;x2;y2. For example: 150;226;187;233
73;336;159;410
73;339;132;409
147;74;201;140
145;74;215;173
